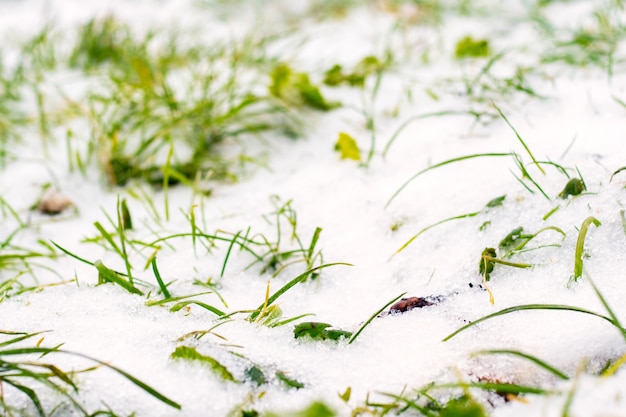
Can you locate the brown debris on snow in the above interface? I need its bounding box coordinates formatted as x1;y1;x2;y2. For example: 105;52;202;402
389;296;435;313
38;190;74;215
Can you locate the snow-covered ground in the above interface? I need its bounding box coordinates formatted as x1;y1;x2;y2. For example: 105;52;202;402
1;1;626;416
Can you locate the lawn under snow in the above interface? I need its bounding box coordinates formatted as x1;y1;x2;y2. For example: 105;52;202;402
1;0;626;416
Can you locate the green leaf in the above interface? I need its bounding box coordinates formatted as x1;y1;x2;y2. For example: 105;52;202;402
244;365;267;386
275;371;305;389
293;322;352;341
269;63;339;111
334;132;361;161
498;227;528;250
479;248;497;281
559;178;585;198
441;396;487;417
94;259;143;295
269;402;335;417
485;195;506;208
120;198;133;230
455;36;491;59
170;346;237;382
339;386;351;402
323;55;388;88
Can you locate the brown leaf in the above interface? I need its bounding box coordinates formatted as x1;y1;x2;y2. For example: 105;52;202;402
389;296;434;313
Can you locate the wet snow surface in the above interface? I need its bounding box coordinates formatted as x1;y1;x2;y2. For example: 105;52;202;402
1;0;626;416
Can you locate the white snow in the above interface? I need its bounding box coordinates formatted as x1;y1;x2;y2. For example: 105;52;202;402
1;0;626;416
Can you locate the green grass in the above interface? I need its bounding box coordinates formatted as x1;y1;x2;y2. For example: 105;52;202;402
1;1;625;415
0;330;180;416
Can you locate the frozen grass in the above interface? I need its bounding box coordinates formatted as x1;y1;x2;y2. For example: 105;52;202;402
1;0;626;416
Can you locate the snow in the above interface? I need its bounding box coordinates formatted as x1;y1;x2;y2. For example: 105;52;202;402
1;0;626;416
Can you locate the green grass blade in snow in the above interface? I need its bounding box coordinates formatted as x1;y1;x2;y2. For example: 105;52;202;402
348;292;406;344
249;262;352;321
385;153;511;208
473;349;569;380
1;346;181;409
493;102;545;175
151;257;171;298
571;216;601;282
392;196;506;258
443;304;622;342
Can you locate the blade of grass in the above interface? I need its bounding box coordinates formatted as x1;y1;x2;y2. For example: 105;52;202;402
249;262;352;321
382;110;486;159
1;347;181;409
473;349;569;380
493;102;545;175
150;257;171;298
385;153;511;208
391;211;481;258
348;292;406;344
221;230;242;278
443;304;621;342
94;260;143;295
116;196;133;286
511;153;550;200
587;276;626;343
572;216;601;282
431;381;551;395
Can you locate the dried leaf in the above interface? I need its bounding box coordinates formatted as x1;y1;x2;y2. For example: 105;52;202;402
389;297;434;313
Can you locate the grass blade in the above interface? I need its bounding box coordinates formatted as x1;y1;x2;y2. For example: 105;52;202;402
382;110;485;158
493;102;545;175
221;230;242;278
392;211;481;258
1;347;181;409
150;257;171;298
249;262;352;321
432;381;551;395
443;304;621;342
587;276;626;344
169;301;225;316
348;292;406;344
572;216;601;282
385;153;511;208
473;349;569;380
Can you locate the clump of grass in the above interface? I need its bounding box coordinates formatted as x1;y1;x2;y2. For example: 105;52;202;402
0;199;63;299
61;16;306;188
250;197;326;279
69;15;132;71
540;7;626;77
0;330;180;415
0;59;26;167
